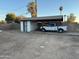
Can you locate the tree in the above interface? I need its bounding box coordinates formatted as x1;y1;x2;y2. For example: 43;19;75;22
15;16;21;23
15;16;26;23
67;13;76;23
5;13;16;23
0;20;6;24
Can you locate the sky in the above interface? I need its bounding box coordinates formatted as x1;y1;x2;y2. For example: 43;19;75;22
0;0;79;22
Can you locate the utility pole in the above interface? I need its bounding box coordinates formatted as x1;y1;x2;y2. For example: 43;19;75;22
35;0;37;17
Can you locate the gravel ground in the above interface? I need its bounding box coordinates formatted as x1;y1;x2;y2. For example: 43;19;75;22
0;30;79;59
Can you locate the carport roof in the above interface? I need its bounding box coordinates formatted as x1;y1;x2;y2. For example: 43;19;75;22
21;15;63;21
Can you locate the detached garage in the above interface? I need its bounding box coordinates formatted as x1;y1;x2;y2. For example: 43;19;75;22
20;15;66;32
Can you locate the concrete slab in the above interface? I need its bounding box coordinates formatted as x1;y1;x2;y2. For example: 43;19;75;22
0;31;79;59
66;32;79;36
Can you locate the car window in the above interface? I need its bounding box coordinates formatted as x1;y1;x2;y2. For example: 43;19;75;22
48;24;55;26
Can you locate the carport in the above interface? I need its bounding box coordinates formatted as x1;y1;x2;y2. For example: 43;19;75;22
20;15;65;32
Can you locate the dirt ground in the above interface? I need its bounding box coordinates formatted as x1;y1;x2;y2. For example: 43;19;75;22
0;30;79;59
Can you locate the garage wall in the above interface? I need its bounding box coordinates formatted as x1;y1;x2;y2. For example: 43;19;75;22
30;21;38;31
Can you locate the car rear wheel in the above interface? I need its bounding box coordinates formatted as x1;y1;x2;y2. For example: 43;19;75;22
58;29;64;33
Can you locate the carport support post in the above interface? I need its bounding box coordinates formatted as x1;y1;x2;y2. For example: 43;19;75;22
27;21;31;32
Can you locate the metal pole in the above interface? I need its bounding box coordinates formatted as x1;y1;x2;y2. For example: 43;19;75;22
35;0;37;17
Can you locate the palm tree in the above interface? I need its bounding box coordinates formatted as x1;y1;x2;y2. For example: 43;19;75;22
59;6;63;15
27;2;37;17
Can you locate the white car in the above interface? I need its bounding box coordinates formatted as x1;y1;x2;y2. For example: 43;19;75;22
40;24;67;33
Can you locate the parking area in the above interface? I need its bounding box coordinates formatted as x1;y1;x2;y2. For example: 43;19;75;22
0;30;79;59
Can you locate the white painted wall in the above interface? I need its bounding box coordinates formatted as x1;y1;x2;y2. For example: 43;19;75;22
63;15;67;22
20;21;24;32
26;21;31;32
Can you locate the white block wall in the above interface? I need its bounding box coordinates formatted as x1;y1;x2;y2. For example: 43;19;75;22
26;21;31;32
20;21;38;32
63;15;67;22
20;21;24;32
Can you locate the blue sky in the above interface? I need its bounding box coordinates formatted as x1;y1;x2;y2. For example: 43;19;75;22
0;0;79;22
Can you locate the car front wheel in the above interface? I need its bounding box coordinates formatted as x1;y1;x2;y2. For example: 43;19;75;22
42;28;46;32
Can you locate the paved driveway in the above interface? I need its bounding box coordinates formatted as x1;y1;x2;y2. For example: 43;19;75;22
0;30;79;59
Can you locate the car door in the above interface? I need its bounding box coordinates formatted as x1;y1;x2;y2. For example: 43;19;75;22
49;23;57;31
44;26;50;30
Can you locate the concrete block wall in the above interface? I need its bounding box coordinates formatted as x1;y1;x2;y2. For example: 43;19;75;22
30;21;38;31
20;21;38;32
